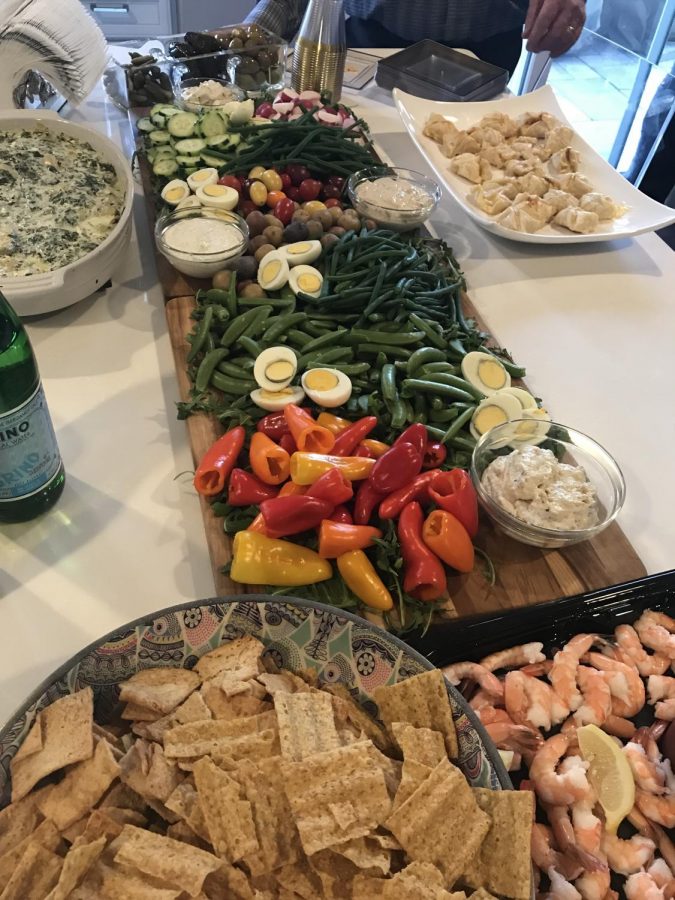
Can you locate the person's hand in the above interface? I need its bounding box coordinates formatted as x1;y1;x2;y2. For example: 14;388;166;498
524;0;586;57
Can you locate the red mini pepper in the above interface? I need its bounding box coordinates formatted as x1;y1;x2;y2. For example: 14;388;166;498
306;466;354;506
329;504;353;524
355;445;376;459
422;441;447;469
392;423;428;456
398;501;447;602
227;469;279;506
194;426;245;497
279;433;297;455
284;404;335;454
259;495;333;537
256;412;291;442
332;416;377;457
428;469;479;538
249;432;291;486
247;480;306;536
377;469;442;520
369;441;423;495
354;480;384;526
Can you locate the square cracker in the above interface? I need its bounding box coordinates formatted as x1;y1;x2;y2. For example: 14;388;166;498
194;635;264;681
0;818;61;885
38;738;120;830
192;756;259;862
391;760;433;813
165;781;211;843
463;788;533;900
382;861;458;899
119;739;182;803
386;758;490;886
164;718;278;762
93;861;183;899
45;836;106;900
390;722;446;768
372;670;458;758
467;891;498;900
1;841;63;900
119;668;199;716
282;743;391;856
10;688;94;802
352;874;388;898
326;684;393;755
274;691;340;761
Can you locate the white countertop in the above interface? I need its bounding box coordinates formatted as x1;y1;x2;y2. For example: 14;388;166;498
0;67;674;726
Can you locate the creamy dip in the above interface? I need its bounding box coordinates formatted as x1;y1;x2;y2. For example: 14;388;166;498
354;176;435;229
182;80;241;109
162;218;243;255
481;445;599;531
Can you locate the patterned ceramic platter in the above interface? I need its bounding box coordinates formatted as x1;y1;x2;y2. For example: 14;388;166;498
0;596;509;805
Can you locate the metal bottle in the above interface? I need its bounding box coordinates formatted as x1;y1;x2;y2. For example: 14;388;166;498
291;0;347;103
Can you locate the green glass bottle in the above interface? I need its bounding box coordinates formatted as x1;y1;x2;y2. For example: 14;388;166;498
0;290;65;523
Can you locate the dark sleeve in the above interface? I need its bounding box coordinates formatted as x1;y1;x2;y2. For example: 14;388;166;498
244;0;309;40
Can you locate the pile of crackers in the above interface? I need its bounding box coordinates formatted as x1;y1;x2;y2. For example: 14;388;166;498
0;636;533;899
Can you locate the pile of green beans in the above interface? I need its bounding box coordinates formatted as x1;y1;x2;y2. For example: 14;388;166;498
179;230;526;469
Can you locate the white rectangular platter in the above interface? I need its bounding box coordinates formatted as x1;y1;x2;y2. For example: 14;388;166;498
394;84;675;244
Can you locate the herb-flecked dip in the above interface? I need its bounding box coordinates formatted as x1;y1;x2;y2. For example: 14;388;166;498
0;128;126;278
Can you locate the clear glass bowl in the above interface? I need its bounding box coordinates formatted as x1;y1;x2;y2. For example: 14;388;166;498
347;166;440;232
155;207;248;278
470;420;626;549
172;75;245;112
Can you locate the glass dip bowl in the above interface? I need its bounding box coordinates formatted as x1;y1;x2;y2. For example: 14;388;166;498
347;166;440;231
172;74;245;112
470;420;626;549
155;207;248;278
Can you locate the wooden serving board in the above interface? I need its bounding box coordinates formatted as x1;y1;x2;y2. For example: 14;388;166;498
165;292;646;617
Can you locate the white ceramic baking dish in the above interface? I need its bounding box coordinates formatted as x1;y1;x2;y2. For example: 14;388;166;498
0;110;134;317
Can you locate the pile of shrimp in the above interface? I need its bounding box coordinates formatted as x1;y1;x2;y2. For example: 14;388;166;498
442;609;675;900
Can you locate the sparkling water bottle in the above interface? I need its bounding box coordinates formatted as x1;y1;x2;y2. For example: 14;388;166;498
0;291;65;522
292;0;347;103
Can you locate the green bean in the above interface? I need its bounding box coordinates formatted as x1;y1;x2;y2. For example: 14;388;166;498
300;328;348;355
261;312;308;343
299;347;354;367
220;305;272;348
226;274;238;318
205;288;230;306
390;399;407;429
357;344;411;360
286;329;312;348
229;356;255;371
428;408;460;424
329;362;370;376
407;347;446;376
236;335;262;357
204;332;215;353
242;307;273;339
420;362;458;375
303;320;332;338
485;349;527;378
400;379;476;403
439;406;476;443
210;372;256;395
407;313;446;350
217;360;255;380
380;364;398;403
237;297;296;310
417;372;485;401
195;348;228;392
187;305;213;363
350;329;424;346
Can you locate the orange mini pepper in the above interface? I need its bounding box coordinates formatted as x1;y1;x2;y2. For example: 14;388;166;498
249;432;291;486
360;439;390;458
317;412;351;434
422;509;475;573
284;404;335;454
290;452;375;485
318;520;382;559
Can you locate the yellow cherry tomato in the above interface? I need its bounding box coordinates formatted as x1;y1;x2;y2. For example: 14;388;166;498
303;200;327;214
248;165;265;180
260;169;283;192
249;180;268;207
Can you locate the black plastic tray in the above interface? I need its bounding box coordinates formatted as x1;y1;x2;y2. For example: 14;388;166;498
376;40;508;102
410;570;675;666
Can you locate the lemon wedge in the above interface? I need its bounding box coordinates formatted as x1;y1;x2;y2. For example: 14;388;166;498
577;724;635;833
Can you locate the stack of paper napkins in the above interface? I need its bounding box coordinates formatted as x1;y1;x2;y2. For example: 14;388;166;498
0;0;108;108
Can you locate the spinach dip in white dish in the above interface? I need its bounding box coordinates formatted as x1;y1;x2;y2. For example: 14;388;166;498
0;128;126;278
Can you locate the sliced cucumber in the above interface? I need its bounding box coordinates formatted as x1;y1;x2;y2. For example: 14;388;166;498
205;134;231;148
158;105;181;118
199;109;226;138
200;152;228;167
136;116;155;133
173;137;206;155
184;167;199;177
153;158;179;177
176;154;199;165
153;145;177;156
227;133;242;148
167;112;198;138
149;130;171;144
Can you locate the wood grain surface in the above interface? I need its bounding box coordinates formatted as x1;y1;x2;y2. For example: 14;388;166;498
166;293;646;618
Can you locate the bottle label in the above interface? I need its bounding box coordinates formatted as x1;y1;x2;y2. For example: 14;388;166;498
0;384;62;501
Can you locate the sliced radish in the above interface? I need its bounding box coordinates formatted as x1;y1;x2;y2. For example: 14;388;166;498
299;90;321;101
317;109;341;125
256;102;274;118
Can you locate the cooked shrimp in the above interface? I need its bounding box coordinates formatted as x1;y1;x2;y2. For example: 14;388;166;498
629;806;675;872
637;789;675;828
540;796;606;874
601;832;655;875
584;651;645;717
624;741;667;794
477;704;542;753
635;610;675;658
573;666;612;727
648;675;675;703
649;858;674;889
480;641;545;672
603;714;637;740
655;698;675;720
531;823;583;882
522;660;554;677
573;847;610;899
549;634;599;712
441;661;504;700
470;688;498;710
531;734;591;806
616;624;670;676
545;868;583;899
625;871;665;900
506;670;569;732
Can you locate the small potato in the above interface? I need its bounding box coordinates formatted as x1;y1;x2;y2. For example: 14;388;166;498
320;233;339;251
262;214;284;229
363;218;378;230
212;269;233;290
254;243;276;263
338;212;360;230
283;221;309;243
292;209;311;224
240;283;267;299
329;226;346;237
305;220;323;240
312;209;333;231
328;206;343;223
249;234;271;253
245;210;267;237
262;225;284;247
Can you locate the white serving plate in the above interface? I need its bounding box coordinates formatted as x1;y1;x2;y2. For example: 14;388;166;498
0;110;134;316
393;84;675;244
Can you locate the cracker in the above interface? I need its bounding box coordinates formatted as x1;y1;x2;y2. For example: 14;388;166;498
367;744;403;799
275;859;323;900
310;848;362;898
38;738;121;831
202;864;256;900
165;720;278;763
391;760;433;813
165;711;276;756
200;678;271;720
274;691;340;761
133;691;213;742
166;821;204;848
372;670;458;758
99;781;147;812
95;861;183;899
352;874;388;898
121;702;165;722
0;799;38;857
386;758;490;886
463;788;533;900
282;743;392;855
0;817;61;885
0;841;63;900
382;861;457;900
80;808;145;844
324;684;394;754
45;836;106;900
192;756;259;862
257;671;313;695
119;739;182;803
467;891;498;900
114;824;222;896
391;722;446;768
119;668;200;716
165;781;211;843
194;635;264;681
334;836;392;875
10;688;94;802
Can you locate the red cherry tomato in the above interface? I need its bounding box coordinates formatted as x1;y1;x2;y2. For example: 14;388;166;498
285;185;302;202
240;178;255;198
325;198;342;209
279;172;292;192
322;183;343;200
266;190;287;206
287;164;312;186
238;199;257;217
298;178;322;202
218;174;242;193
273;198;296;224
327;175;346;189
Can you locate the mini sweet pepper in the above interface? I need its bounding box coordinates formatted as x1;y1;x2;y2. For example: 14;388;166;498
194;426;245;497
360;439;390;458
231;531;332;586
377;469;442;520
247;480;306;535
428;469;479;538
316;412;351;434
332;416;377;457
284;404;335;454
249;432;291;486
353;480;384;526
290;453;375;485
422;509;475;573
227;469;278;506
369;441;423;495
256;411;291;442
329;504;353;524
398;501;447;601
392;423;428;456
318;520;382;558
306;467;353;506
259;495;333;537
337;550;393;611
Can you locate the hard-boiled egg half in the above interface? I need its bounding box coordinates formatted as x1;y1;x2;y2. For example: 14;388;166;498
250;386;305;411
253;346;297;392
187;167;218;192
301;368;352;408
161;179;190;206
507;407;552;448
461;351;510;396
175;195;202;211
289;265;323;298
285;240;322;267
195;183;239;210
499;386;537;411
257;250;290;292
470;392;522;442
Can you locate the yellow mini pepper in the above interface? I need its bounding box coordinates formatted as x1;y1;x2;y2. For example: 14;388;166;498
290;452;375;485
316;412;351;434
231;531;332;586
360;439;390;458
337;550;393;611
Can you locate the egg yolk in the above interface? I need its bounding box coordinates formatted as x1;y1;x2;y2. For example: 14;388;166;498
297;273;321;292
262;260;282;283
513;420;537;438
203;184;226;197
259;387;295;399
166;188;184;202
305;370;339;391
193;171;212;182
474;404;508;434
478;359;507;390
265;360;294;383
287;242;311;256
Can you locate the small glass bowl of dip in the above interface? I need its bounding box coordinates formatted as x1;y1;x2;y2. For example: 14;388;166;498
155;207;248;278
347;166;440;231
470;420;626;549
172;75;245;113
